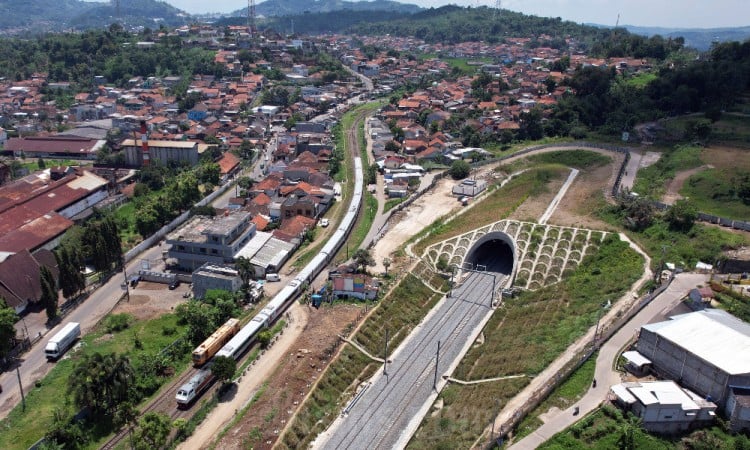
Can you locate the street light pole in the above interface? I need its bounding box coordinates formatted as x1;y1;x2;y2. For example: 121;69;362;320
433;340;441;391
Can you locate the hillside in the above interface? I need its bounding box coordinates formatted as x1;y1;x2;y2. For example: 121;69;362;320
623;25;750;51
238;0;421;17
0;0;186;34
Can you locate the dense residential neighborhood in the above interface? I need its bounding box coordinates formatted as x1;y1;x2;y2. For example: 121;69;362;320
0;10;748;450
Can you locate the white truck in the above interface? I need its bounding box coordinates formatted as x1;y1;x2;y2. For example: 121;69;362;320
45;322;80;360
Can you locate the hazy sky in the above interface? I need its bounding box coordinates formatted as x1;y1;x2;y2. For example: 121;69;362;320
158;0;750;29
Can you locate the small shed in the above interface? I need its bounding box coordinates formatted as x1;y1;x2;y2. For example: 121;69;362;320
622;350;652;377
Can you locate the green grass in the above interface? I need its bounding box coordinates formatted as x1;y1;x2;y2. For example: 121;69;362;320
625;72;658;88
383;197;406;213
680;167;750;220
632;145;703;198
413;167;568;255
113;201;141;251
18;158;91;172
599;205;747;269
539;404;750;450
408;378;530;450
528;150;611;170
0;313;189;450
338;191;377;263
513;355;597;441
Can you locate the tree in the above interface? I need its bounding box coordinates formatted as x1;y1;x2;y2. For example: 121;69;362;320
664;199;698;232
54;246;85;301
353;248;375;274
69;352;136;418
235;256;254;292
175;300;216;345
382;258;391;276
132;412;171;450
37;157;46;169
449;160;471;180
39;266;58;323
620;195;655;231
211;355;236;385
385;140;401;153
0;300;17;359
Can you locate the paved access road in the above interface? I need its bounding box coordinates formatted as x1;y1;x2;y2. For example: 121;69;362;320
315;271;501;450
508;272;708;449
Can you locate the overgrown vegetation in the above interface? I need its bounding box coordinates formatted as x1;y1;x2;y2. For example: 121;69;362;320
528;150;611;170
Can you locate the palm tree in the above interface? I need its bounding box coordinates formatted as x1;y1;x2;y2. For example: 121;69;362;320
69;352;136;417
383;257;392;276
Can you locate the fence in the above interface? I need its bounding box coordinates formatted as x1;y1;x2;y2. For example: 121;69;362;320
487;274;674;447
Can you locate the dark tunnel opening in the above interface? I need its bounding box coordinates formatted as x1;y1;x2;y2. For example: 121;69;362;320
465;238;514;275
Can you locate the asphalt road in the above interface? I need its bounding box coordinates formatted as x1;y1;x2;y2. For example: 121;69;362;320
315;271;502;450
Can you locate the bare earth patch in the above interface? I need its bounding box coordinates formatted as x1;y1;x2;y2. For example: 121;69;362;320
211;303;364;450
550;162;621;231
111;281;189;321
662;165;712;205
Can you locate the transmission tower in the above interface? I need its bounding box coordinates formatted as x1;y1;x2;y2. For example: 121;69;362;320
114;0;121;18
493;0;501;20
247;0;257;39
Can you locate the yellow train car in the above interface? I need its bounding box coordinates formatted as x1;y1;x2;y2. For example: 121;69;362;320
192;318;241;366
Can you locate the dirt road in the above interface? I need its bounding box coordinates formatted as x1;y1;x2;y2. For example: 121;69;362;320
178;303;310;449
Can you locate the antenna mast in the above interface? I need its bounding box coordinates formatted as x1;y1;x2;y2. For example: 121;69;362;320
493;0;501;19
247;0;256;39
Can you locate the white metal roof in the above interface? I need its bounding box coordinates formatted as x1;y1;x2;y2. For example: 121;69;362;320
622;350;652;367
234;231;273;260
642;309;750;375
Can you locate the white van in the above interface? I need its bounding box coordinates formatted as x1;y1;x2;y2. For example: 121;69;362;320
265;273;281;282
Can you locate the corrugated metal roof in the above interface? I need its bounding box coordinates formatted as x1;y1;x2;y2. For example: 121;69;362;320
250;236;294;268
643;310;750;375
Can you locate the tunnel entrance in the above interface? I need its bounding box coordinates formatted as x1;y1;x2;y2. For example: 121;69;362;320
464;232;515;276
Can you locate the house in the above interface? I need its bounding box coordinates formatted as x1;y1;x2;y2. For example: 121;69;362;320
121;139;207;167
331;273;378;300
687;287;714;310
192;263;242;300
0;249;59;314
610;381;716;433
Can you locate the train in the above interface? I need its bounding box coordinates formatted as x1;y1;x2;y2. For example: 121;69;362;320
176;156;364;404
176;367;214;406
192;318;241;366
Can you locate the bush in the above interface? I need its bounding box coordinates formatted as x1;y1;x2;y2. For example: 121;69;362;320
104;313;132;333
449;160;471;180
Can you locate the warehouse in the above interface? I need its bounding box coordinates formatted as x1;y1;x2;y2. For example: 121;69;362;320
635;309;750;430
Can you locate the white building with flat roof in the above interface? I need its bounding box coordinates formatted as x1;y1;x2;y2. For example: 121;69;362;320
611;380;716;433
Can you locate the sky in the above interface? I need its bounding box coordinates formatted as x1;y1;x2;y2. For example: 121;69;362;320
152;0;750;29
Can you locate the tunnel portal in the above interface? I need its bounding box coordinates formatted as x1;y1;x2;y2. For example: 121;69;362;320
464;232;515;276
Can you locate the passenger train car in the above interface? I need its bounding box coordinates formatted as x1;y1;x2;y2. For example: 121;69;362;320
192;318;240;366
177;157;364;404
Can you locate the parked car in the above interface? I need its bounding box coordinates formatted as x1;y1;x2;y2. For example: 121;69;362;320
320;218;330;227
169;280;180;290
265;273;281;282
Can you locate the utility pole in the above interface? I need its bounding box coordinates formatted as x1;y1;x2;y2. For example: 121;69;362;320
433;340;441;391
383;328;389;375
16;366;25;411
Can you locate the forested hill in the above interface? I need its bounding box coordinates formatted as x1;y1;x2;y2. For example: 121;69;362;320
0;0;186;34
254;5;684;59
248;0;421;17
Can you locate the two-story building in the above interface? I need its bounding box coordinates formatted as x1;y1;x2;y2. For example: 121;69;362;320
166;212;256;271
